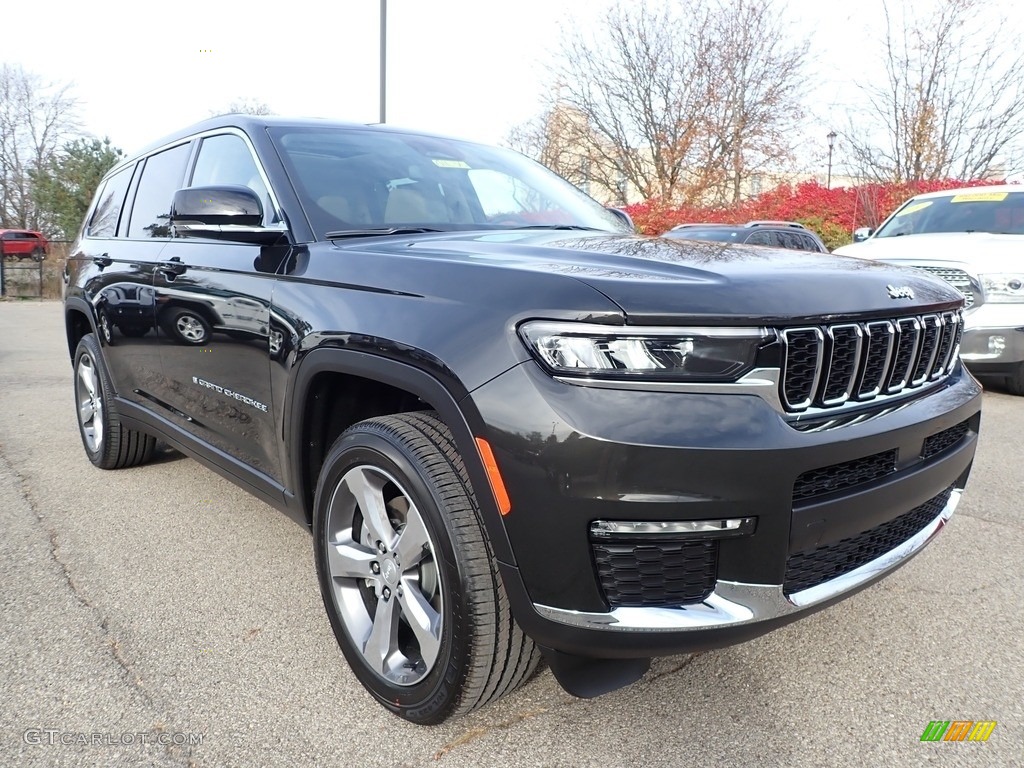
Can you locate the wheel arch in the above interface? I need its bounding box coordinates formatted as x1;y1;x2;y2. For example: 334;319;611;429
65;298;99;361
286;348;516;564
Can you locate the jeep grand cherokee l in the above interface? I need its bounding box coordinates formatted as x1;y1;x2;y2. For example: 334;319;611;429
63;116;981;724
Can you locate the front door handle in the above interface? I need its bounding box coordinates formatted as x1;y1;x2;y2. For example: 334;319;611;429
158;257;187;279
93;253;112;268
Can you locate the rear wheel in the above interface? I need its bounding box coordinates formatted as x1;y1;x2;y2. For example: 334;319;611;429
73;333;156;469
313;411;539;724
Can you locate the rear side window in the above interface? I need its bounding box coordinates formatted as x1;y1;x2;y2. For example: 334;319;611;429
799;233;824;252
745;230;779;247
88;165;135;238
128;143;191;238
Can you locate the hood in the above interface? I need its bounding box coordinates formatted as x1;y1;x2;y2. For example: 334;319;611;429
834;232;1022;274
352;231;963;324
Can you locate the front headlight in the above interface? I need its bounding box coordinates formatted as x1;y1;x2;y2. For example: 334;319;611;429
519;321;773;382
980;274;1024;303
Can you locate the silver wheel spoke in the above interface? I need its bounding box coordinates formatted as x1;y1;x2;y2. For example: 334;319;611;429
345;468;396;549
398;578;442;669
394;503;430;568
328;536;377;579
78;361;96;398
79;398;95;422
363;595;399;675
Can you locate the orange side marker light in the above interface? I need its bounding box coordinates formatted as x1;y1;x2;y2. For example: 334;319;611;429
475;437;511;516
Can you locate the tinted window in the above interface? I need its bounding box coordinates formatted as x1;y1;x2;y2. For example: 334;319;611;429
128;143;191;238
799;233;824;252
269;127;627;238
776;231;807;250
190;134;270;219
89;166;135;238
663;228;741;243
745;230;778;246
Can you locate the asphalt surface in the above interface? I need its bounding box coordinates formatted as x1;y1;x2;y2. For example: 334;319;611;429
0;299;1021;768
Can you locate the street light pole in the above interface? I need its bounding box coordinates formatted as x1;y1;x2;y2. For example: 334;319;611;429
379;0;387;124
826;130;837;189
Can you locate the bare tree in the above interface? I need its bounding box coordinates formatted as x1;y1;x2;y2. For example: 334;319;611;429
704;0;809;203
213;98;276;116
517;0;808;205
505;102;594;190
846;0;1024;182
0;64;80;230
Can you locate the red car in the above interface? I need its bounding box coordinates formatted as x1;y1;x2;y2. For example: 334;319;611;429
0;229;49;261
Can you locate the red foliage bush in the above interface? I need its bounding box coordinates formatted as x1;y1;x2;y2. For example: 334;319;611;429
624;179;1010;249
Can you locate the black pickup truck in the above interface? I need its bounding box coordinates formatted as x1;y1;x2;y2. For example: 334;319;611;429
64;116;981;724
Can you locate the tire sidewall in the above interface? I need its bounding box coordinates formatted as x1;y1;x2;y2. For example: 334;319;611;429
73;334;114;467
313;429;475;723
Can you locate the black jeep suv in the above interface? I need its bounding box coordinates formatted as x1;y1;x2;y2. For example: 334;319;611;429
64;116;981;724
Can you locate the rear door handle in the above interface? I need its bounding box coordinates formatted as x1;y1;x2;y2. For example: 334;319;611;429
158;258;187;278
93;253;112;267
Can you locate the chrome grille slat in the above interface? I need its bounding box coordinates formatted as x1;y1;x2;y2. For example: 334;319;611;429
913;266;977;309
778;310;962;414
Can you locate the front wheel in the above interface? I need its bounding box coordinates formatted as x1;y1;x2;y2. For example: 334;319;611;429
1006;363;1024;395
313;412;539;724
73;333;156;468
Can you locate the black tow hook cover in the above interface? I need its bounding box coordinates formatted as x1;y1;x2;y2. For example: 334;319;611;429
540;647;651;698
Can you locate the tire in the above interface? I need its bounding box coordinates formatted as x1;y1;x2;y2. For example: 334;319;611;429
162;307;211;345
1006;363;1024;396
98;310;114;345
313;411;539;724
31;247;45;262
73;333;156;469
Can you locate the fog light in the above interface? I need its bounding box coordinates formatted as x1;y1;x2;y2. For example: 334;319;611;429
989;335;1006;355
590;518;756;540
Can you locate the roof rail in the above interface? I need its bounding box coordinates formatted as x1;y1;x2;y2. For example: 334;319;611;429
744;220;808;230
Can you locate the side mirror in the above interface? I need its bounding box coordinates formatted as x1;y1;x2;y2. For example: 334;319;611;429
606;207;635;232
853;227;874;243
171;186;286;244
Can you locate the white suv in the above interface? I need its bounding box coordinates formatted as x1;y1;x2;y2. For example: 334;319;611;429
835;185;1024;393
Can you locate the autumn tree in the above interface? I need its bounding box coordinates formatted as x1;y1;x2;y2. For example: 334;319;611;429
0;64;80;230
846;0;1024;183
511;0;808;205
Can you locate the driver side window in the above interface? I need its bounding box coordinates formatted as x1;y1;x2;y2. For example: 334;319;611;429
190;134;273;222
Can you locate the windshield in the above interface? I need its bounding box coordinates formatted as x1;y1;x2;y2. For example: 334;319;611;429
268;127;629;240
874;189;1024;238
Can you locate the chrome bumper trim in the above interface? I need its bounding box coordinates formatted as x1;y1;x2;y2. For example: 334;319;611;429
534;489;961;632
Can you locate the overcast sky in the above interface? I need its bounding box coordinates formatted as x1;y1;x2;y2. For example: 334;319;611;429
4;0;1022;178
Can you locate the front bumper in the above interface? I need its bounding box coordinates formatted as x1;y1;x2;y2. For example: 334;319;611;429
469;359;981;658
959;303;1024;371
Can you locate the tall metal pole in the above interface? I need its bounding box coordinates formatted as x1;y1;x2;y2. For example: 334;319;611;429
826;130;837;189
379;0;387;124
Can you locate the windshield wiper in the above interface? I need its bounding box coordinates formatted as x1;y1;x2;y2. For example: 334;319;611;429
509;225;603;231
326;227;445;240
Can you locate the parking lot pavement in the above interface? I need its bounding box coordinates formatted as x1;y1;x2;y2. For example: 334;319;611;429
0;299;1020;768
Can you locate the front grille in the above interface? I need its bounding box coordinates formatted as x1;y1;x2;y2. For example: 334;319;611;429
922;420;970;459
914;267;977;309
783;486;953;595
793;449;898;501
779;310;962;413
593;539;718;607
